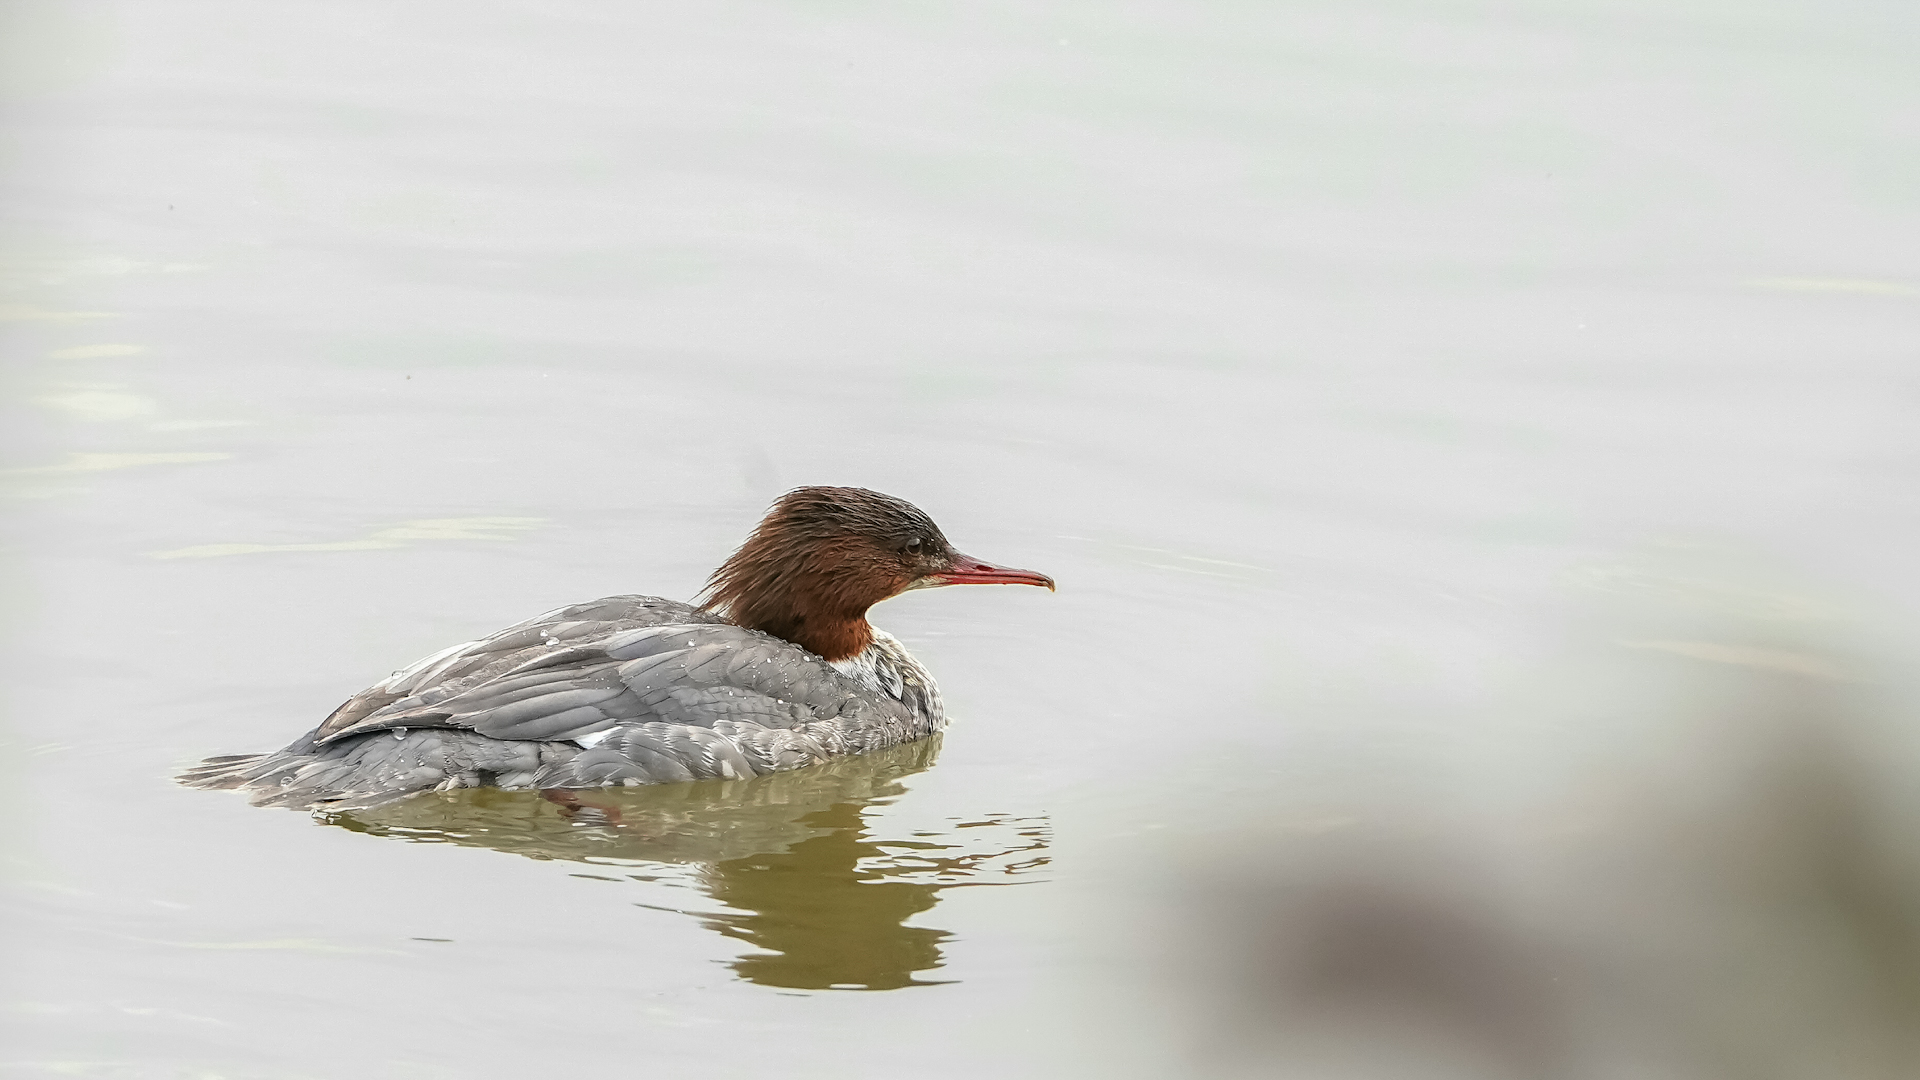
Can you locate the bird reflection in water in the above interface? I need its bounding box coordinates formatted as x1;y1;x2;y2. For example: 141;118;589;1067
322;736;1049;990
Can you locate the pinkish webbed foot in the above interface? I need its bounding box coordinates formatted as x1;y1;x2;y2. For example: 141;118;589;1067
540;787;625;825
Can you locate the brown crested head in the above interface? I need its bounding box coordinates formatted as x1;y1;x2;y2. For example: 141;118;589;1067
699;486;1054;662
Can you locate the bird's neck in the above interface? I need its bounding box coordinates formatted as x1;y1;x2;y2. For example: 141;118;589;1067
702;536;894;662
747;605;876;663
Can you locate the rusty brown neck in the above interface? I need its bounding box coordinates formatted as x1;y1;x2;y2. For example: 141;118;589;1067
701;536;893;663
736;603;876;664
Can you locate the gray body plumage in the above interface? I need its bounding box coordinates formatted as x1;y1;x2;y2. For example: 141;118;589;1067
179;595;944;810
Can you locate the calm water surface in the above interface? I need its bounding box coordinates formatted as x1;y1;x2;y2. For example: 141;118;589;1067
3;1;1918;1077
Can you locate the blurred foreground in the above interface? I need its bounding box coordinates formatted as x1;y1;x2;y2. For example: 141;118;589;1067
1154;553;1920;1079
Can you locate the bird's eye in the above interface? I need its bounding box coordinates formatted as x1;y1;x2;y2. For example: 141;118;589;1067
904;537;923;554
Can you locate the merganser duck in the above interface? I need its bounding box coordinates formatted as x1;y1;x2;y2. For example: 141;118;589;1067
179;486;1053;810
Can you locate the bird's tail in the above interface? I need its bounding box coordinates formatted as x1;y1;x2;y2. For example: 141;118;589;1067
176;752;273;790
176;729;567;811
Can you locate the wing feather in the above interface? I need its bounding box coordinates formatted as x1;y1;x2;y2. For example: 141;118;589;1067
309;595;910;751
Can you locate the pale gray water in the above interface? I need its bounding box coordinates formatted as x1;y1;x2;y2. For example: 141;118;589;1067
3;1;1918;1077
